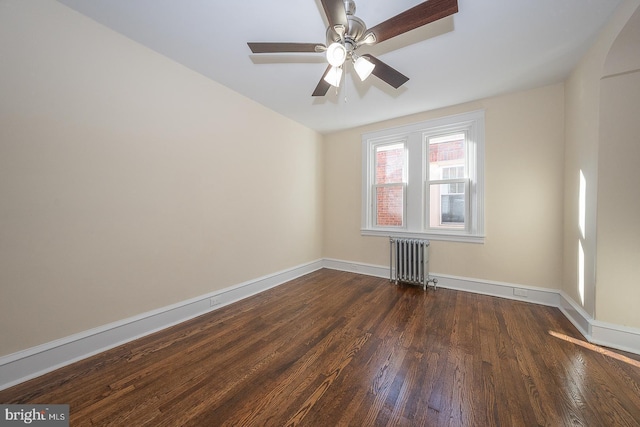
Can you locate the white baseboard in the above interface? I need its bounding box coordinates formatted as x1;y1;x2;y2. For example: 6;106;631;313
322;258;390;279
3;258;639;391
590;321;640;355
556;290;592;338
0;260;323;391
434;273;561;307
555;291;640;355
323;259;640;356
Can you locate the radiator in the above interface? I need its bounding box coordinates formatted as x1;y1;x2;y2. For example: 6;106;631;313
389;238;438;291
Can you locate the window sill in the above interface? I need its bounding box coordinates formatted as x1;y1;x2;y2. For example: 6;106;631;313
361;228;485;244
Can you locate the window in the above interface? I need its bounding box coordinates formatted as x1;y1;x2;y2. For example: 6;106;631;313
428;134;467;230
361;110;485;243
373;142;405;227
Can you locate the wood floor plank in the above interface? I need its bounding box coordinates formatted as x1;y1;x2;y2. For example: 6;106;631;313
1;269;640;426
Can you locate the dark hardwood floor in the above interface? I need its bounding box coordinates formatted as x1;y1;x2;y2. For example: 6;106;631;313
2;269;640;426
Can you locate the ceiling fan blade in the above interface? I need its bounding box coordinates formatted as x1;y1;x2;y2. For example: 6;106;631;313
248;42;325;54
320;0;348;31
312;65;333;97
362;55;409;89
366;0;458;44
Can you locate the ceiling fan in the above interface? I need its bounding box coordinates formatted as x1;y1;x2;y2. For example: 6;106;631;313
247;0;458;96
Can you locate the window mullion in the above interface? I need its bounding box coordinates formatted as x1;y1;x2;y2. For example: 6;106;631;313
404;133;422;231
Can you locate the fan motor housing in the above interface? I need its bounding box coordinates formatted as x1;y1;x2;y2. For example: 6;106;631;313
327;12;366;45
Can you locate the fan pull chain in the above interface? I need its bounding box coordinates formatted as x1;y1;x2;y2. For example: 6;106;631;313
335;65;343;98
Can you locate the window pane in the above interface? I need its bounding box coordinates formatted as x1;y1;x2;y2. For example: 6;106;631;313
376;185;403;226
375;143;404;184
441;193;465;223
428;133;465;180
429;183;465;229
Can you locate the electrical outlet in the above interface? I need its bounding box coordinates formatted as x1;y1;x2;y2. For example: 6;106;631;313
209;297;221;307
513;288;528;297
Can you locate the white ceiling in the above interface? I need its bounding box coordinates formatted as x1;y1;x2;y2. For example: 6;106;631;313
56;0;621;134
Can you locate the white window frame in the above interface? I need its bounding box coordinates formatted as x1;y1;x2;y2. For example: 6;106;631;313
361;110;485;243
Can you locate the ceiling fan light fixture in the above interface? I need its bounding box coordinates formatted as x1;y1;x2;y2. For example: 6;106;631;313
326;42;347;67
323;66;343;87
354;56;375;81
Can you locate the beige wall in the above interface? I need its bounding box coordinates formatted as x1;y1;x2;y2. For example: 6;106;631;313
597;71;640;327
0;0;323;356
324;84;565;289
562;37;605;315
596;6;640;328
2;0;639;360
563;0;640;327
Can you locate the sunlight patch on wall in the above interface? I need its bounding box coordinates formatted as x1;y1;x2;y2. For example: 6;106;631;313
578;170;587;305
579;170;586;238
